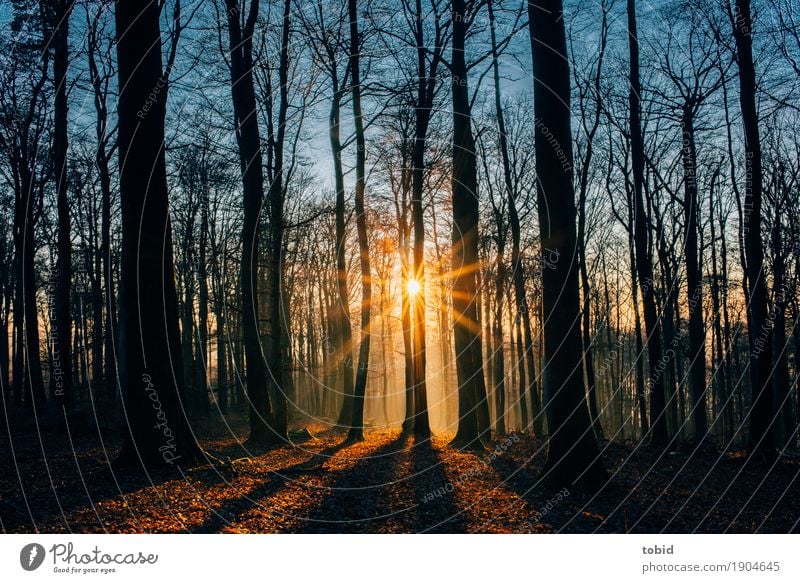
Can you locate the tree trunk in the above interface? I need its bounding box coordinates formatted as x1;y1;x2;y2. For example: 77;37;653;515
181;215;196;406
400;225;414;434
409;0;436;440
732;0;773;455
264;0;291;442
88;30;118;403
114;0;202;466
197;181;211;417
574;7;608;442
708;171;731;442
224;0;281;445
529;0;606;484
18;166;46;410
450;0;489;448
53;0;72;410
330;80;355;429
771;218;790;448
492;249;507;436
680;109;707;444
347;0;372;442
627;0;668;446
216;294;227;412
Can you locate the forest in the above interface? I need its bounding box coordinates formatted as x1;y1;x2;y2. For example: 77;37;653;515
0;0;799;534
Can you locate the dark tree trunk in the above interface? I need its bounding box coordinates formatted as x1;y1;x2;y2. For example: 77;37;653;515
450;0;489;449
224;0;281;445
114;0;202;467
400;223;415;434
53;0;72;410
574;5;608;441
12;286;24;407
627;0;667;446
771;218;790;448
732;0;773;455
0;277;10;402
197;182;210;417
216;292;227;413
90;248;104;398
409;0;437;440
513;314;528;429
87;22;118;402
679;109;707;444
347;0;372;442
708;170;732;442
181;213;196;406
330;73;355;429
655;224;678;436
492;246;507;436
529;0;606;485
264;0;291;442
18;166;46;410
488;0;516;437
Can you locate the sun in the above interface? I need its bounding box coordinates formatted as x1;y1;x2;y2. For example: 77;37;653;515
407;279;421;296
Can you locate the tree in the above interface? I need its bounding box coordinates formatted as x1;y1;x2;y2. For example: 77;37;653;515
85;4;118;403
346;0;373;442
571;0;611;440
529;0;606;484
731;0;773;456
222;0;287;446
261;0;292;443
0;1;50;412
114;0;202;466
650;9;724;444
449;0;490;449
52;0;73;410
300;0;356;427
626;0;668;446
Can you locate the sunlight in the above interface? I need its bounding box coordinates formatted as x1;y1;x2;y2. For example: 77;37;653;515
407;278;421;296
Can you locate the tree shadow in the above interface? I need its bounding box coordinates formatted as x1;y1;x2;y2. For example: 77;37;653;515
409;439;468;533
292;434;408;533
193;437;358;533
0;425;184;532
486;451;628;533
207;426;340;461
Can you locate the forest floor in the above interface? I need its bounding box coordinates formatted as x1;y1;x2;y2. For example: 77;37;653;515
1;417;799;533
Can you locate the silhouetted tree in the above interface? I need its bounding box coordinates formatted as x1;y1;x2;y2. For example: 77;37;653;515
449;0;490;449
731;0;773;456
627;0;668;446
114;0;202;466
529;0;606;484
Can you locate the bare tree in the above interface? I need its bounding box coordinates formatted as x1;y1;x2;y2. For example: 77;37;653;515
731;0;774;456
114;0;202;466
529;0;606;484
